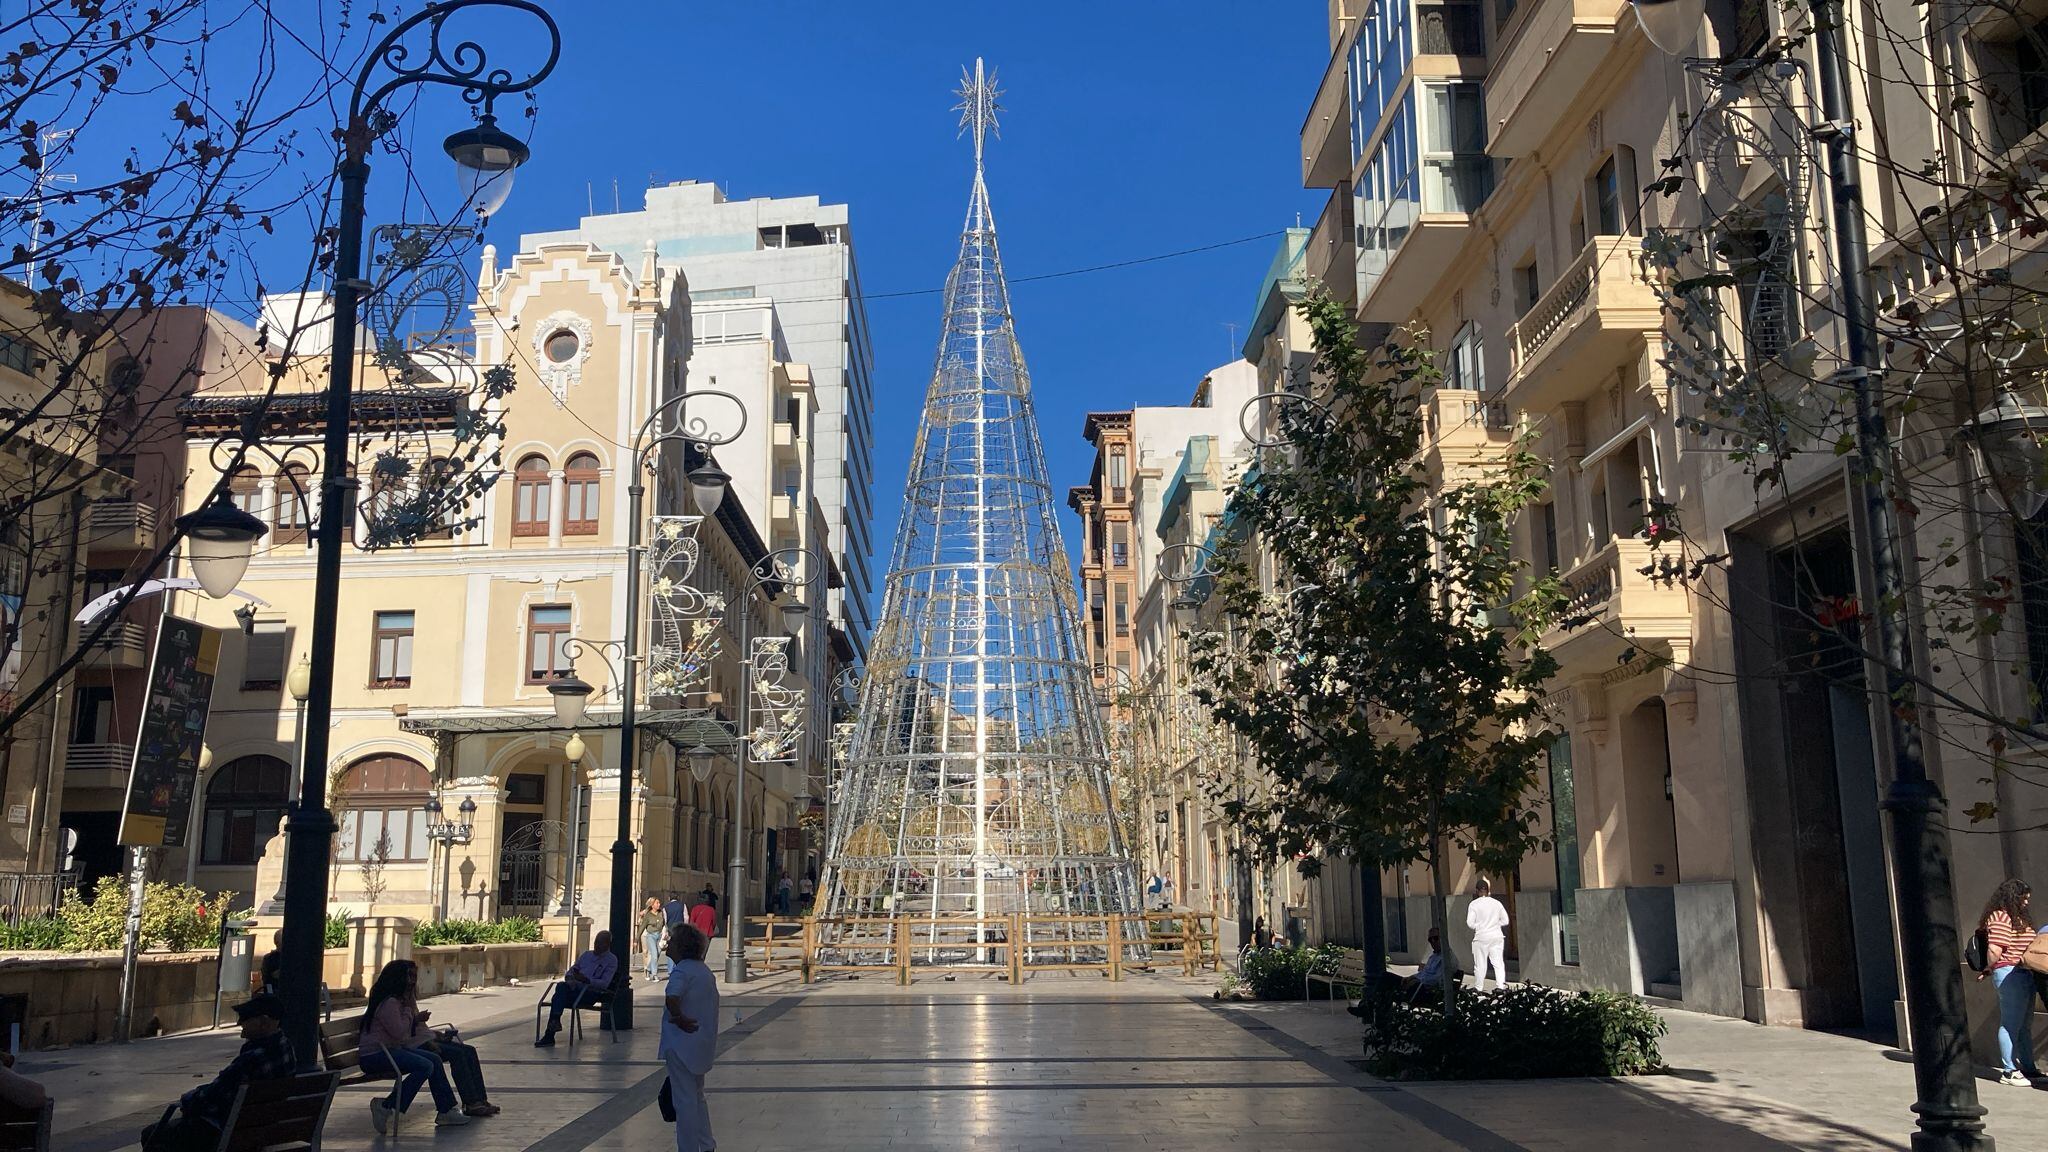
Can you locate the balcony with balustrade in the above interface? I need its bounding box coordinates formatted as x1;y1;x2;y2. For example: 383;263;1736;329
86;620;151;669
1501;235;1663;415
1539;537;1690;671
63;741;136;791
1420;387;1512;474
85;500;157;555
1485;0;1627;157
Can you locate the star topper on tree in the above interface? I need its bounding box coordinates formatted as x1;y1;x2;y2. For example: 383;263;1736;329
954;57;1002;163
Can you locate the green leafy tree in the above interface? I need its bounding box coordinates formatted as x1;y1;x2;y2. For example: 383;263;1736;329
1189;293;1560;1014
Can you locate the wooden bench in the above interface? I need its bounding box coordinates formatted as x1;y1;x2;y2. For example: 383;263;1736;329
315;1018;401;1110
534;980;617;1046
1304;948;1368;1003
0;1098;50;1152
212;1071;338;1152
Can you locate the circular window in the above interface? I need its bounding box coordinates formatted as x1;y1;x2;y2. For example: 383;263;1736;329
544;330;581;364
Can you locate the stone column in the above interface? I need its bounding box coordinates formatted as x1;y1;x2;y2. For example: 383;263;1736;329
581;759;624;933
444;775;504;922
547;469;566;547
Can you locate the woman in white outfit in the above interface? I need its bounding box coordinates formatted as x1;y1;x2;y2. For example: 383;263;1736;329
1466;878;1511;990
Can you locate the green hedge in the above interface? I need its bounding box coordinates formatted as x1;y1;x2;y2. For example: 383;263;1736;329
14;879;239;953
1361;982;1667;1079
412;917;542;947
1239;943;1346;1000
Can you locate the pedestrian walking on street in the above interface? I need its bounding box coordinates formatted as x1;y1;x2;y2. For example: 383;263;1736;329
799;871;816;912
776;873;794;916
665;891;687;931
1976;878;2045;1086
536;932;620;1047
642;897;670;978
688;893;719;941
1467;878;1511;991
661;925;721;1152
699;883;719;910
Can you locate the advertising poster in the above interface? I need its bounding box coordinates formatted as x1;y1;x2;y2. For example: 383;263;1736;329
117;615;221;848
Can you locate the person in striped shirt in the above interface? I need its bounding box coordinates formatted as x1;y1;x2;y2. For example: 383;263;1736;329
1977;878;2043;1086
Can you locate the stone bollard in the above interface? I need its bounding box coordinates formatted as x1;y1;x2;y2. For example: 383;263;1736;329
347;916;416;995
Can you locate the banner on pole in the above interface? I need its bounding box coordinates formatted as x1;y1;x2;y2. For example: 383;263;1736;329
117;615;221;848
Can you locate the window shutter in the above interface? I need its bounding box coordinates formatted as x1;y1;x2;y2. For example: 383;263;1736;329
242;624;291;689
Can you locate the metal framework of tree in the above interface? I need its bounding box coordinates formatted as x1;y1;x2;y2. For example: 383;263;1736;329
820;61;1138;953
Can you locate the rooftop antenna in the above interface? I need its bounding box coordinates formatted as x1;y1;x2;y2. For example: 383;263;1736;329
611;178;620;214
586;181;594;217
1224;321;1240;356
26;127;77;285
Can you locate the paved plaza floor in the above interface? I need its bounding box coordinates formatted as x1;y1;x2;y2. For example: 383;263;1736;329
24;968;2048;1150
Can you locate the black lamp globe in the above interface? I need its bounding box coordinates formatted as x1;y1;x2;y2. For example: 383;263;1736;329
1171;592;1201;628
548;671;595;726
175;495;268;599
688;463;731;517
442;111;530;219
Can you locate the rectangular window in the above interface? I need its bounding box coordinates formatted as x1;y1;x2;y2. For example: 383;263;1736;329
1593;155;1622;236
0;334;32;374
1114;584;1130;636
527;605;573;683
1421;82;1493;212
1517;261;1540;317
1539;501;1560;574
1108;449;1128;499
1448;321;1485;392
371;610;414;687
242;623;290;691
506;772;546;806
70;685;115;745
1110;523;1129;568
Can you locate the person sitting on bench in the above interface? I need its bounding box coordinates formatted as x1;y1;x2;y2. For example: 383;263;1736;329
360;959;498;1131
141;994;293;1152
536;931;618;1047
1401;930;1463;1006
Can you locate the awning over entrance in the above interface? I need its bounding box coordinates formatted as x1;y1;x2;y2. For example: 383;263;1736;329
397;707;742;755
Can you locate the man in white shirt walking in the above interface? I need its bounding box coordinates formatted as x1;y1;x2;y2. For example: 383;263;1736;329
661;925;721;1152
1466;878;1511;991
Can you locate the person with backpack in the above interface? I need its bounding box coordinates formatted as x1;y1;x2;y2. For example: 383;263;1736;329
1976;878;2044;1086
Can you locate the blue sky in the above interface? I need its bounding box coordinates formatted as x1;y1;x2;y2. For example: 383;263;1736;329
486;1;1327;565
51;1;1325;570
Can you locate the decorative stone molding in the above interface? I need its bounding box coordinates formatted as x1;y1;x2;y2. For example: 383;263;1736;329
532;311;593;406
1570;676;1609;744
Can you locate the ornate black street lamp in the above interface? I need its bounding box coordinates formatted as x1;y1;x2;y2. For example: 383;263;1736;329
546;388;746;1023
278;0;560;1064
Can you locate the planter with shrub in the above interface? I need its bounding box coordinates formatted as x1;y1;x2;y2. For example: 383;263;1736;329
1235;943;1346;1001
412;917;543;947
1361;982;1666;1080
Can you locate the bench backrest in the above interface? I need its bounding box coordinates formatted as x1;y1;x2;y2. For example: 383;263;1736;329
0;1099;50;1152
216;1071;336;1152
316;1018;364;1073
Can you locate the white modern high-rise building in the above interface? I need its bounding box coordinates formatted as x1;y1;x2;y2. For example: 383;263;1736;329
524;181;876;660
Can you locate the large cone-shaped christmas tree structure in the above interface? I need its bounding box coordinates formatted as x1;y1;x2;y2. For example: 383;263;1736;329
819;62;1139;950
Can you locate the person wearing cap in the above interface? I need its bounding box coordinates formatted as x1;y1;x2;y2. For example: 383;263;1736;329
140;993;294;1151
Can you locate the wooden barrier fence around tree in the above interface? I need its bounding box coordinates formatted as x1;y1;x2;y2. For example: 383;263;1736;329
740;910;1222;984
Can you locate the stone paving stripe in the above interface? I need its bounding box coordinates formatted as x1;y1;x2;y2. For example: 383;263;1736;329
717;1054;1298;1065
702;1080;1346;1093
794;996;1191;1007
1195;998;1534;1152
518;994;801;1152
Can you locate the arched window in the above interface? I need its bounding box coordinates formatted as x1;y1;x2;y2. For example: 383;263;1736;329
275;464;311;545
335;754;431;863
201;755;290;865
513;455;550;537
563;452;600;536
228;466;263;519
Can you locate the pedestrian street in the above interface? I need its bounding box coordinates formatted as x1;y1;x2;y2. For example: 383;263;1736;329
29;968;2048;1151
